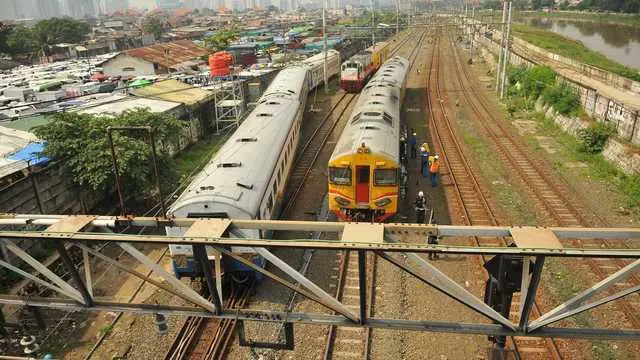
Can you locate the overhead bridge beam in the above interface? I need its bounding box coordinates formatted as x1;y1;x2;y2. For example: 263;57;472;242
0;296;637;341
0;214;639;341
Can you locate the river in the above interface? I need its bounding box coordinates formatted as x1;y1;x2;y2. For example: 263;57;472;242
524;17;640;69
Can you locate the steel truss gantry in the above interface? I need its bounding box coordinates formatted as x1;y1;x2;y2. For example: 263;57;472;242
0;213;639;342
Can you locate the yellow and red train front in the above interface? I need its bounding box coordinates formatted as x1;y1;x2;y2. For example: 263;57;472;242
328;144;399;222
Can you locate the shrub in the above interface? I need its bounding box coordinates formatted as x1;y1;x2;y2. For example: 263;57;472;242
522;66;556;99
542;82;580;115
576;122;617;153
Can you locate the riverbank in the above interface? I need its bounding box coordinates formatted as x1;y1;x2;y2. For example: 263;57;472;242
515;10;640;26
511;24;640;81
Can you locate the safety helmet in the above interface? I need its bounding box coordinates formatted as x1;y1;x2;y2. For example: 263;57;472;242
413;132;417;136
418;191;424;197
420;146;425;152
434;155;439;159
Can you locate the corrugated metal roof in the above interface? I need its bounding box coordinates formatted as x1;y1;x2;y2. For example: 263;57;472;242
125;40;209;69
77;97;181;116
131;79;214;106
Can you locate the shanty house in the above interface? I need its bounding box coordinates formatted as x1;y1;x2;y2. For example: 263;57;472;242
100;40;209;78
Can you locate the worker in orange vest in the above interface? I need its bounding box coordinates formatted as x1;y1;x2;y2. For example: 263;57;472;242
429;155;440;187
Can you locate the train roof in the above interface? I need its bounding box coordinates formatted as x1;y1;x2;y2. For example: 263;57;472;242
168;66;308;218
365;41;390;53
330;56;410;163
300;49;341;68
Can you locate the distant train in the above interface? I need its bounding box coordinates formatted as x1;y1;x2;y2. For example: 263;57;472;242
328;56;410;222
340;41;392;92
167;51;340;280
302;49;341;90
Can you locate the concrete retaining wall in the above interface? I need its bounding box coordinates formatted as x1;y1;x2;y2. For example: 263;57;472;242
476;34;640;146
0;162;92;214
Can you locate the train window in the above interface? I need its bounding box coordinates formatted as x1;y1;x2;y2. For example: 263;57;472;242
257;113;273;117
383;112;393;126
374;169;398;186
364;111;381;117
218;162;242;168
329;167;352;185
237;137;257;142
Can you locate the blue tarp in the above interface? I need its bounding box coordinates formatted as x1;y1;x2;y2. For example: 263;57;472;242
8;142;50;166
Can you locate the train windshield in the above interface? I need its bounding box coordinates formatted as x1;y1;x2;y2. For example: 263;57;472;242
329;167;352;185
374;169;397;186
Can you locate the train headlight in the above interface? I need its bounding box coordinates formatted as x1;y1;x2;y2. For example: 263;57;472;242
374;198;392;207
334;196;351;206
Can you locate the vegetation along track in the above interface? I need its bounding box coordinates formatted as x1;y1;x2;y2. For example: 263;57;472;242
323;28;429;360
427;32;562;360
447;33;640;330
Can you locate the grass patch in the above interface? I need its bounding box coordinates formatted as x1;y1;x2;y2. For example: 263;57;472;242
511;24;640;81
524;111;640;219
543;258;619;360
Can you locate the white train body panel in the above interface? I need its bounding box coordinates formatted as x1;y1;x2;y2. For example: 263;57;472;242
301;50;341;90
167;65;310;257
331;56;410;162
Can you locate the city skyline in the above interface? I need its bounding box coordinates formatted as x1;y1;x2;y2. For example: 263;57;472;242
0;0;408;20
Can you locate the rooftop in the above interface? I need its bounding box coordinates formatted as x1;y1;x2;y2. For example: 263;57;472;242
124;40;210;69
131;79;214;106
76;96;182;117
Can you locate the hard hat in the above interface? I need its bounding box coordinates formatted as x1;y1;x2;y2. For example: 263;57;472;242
420;146;425;152
434;155;439;159
412;132;417;136
418;191;424;197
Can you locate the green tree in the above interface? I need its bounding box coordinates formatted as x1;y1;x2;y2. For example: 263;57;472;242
6;25;38;55
143;15;164;40
0;22;12;54
32;18;90;56
204;30;238;50
34;110;182;199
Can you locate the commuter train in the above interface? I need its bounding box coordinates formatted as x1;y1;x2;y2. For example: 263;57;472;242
302;49;341;90
328;56;410;222
340;41;392;92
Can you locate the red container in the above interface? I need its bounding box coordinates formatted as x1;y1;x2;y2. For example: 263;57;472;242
209;51;233;77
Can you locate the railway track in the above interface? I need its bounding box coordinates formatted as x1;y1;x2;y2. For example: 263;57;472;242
163;281;253;360
447;34;640;331
426;32;563;360
322;28;430;360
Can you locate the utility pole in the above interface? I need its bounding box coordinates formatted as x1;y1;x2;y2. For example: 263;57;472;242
500;1;512;99
396;0;399;35
495;1;507;92
371;0;376;48
323;0;328;94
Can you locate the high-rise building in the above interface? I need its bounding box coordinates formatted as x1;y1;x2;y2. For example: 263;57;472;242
35;0;62;18
3;0;20;20
156;0;184;10
106;0;129;13
63;0;97;18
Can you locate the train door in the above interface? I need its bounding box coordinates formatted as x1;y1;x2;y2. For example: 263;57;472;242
355;166;370;204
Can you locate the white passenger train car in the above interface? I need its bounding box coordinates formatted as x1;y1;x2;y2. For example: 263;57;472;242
166;65;310;279
302;49;341;90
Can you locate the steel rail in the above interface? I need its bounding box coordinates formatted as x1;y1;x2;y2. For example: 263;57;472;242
427;31;563;359
449;33;640;331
